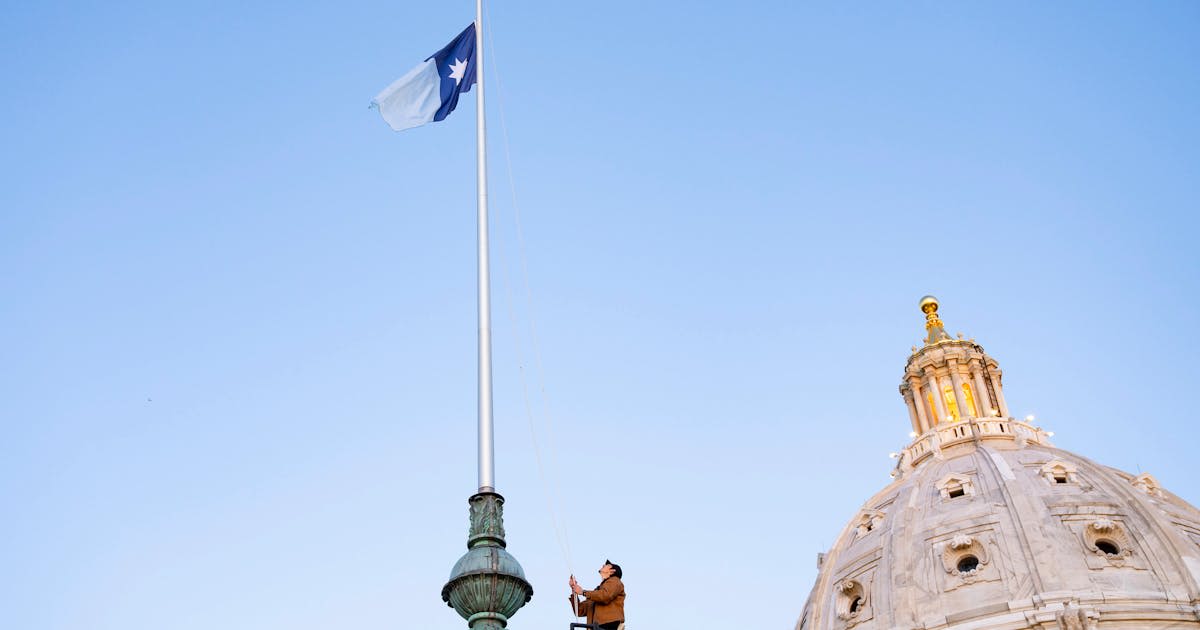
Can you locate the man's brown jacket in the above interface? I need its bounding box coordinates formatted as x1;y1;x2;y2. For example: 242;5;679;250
570;576;625;625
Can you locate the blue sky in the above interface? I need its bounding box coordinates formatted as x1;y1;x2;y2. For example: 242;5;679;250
3;2;1199;629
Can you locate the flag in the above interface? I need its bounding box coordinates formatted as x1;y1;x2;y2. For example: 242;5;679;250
372;23;478;132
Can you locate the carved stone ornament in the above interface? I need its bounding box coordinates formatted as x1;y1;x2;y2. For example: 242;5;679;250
854;509;886;539
935;474;975;500
1083;517;1132;566
834;579;867;622
1041;460;1080;485
941;534;990;583
1055;602;1098;630
1131;472;1164;498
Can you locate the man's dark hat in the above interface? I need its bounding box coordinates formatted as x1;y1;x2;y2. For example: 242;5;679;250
605;559;623;579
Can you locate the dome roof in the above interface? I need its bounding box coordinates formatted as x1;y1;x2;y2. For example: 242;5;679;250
796;299;1200;630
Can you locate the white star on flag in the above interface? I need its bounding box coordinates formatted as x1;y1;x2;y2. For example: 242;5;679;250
447;58;469;85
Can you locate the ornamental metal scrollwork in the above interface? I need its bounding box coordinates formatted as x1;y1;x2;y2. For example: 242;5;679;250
468;492;507;546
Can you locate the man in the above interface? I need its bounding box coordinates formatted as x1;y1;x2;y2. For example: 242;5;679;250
568;560;625;630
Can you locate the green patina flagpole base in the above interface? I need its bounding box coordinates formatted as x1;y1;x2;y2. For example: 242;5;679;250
467;611;509;630
442;492;533;629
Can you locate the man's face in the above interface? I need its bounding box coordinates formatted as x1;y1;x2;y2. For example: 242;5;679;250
598;563;614;579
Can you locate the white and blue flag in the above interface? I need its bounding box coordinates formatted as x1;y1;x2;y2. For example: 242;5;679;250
372;24;478;132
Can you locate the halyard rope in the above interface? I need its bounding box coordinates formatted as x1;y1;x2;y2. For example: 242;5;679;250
485;7;577;584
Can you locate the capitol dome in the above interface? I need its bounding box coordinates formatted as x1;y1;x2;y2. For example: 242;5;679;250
796;298;1200;630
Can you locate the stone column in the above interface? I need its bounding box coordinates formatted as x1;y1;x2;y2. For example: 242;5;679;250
908;376;930;433
924;368;948;425
970;365;995;416
991;371;1010;417
934;370;954;422
902;386;921;435
947;360;971;418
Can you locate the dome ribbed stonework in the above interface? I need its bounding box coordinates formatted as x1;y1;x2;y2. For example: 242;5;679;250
796;299;1200;630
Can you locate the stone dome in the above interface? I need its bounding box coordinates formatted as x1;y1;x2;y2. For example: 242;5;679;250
796;299;1200;630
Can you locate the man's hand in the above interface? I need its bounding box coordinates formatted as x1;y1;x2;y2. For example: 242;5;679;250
568;575;583;595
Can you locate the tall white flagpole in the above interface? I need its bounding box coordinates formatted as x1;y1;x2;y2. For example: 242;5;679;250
442;7;533;626
475;0;495;493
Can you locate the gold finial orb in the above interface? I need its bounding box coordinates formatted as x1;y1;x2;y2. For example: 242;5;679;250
919;295;940;315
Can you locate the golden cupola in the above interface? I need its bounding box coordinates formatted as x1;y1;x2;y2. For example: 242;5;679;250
899;296;1010;436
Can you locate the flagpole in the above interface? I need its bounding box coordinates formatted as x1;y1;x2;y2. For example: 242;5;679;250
442;8;534;627
475;0;495;494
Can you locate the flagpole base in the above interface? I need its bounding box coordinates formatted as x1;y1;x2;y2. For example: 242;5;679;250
442;493;533;629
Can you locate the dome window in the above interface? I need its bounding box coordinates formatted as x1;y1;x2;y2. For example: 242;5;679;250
1131;473;1164;498
1040;460;1079;486
941;534;990;582
1083;518;1133;566
853;509;886;539
942;386;961;420
834;579;868;621
962;383;979;417
936;474;976;501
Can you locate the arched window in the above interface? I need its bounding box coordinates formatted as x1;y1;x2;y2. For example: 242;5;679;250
1084;518;1133;565
962;382;979;417
835;580;867;621
941;534;990;579
943;386;960;420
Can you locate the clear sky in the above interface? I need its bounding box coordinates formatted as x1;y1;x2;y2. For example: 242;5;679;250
3;2;1199;629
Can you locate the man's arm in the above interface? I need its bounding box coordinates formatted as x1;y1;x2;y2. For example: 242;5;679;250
567;598;592;618
582;578;623;604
